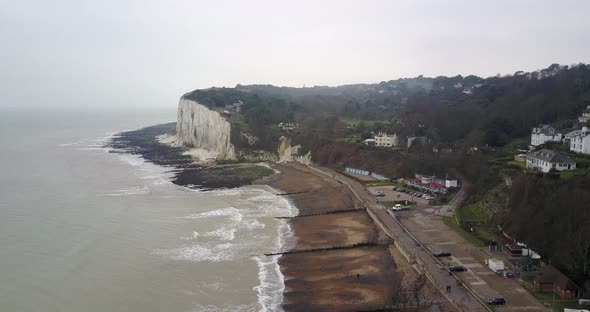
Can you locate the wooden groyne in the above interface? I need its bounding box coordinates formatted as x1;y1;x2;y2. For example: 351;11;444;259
264;242;381;256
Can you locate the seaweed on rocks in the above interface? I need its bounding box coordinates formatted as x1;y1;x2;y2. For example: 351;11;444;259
107;123;274;190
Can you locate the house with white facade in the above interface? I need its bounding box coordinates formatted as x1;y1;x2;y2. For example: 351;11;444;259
374;132;398;147
578;105;590;123
530;125;562;146
526;149;576;173
278;122;299;131
569;127;590;155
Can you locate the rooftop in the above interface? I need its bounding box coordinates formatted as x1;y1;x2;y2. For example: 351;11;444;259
527;149;575;164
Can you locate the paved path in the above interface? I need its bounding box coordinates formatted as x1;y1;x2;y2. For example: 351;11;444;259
296;164;489;312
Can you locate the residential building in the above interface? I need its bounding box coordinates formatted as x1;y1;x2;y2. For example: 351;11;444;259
568;127;590;155
564;129;582;146
526;149;576;173
278;122;299;131
535;265;580;299
530;125;562;146
374;132;398;147
578;105;590;123
363;139;376;146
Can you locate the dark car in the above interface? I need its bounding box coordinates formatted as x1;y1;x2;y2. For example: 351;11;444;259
433;251;451;257
487;297;506;305
373;191;385;197
449;265;467;272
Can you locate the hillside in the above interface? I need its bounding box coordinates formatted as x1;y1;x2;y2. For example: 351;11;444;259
178;63;590;291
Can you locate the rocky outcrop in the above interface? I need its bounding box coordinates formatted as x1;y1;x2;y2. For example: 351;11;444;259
175;99;236;160
277;136;312;165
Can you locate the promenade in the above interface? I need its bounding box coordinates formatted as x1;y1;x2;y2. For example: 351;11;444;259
293;163;490;312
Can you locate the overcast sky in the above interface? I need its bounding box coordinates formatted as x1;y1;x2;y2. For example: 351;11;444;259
1;0;590;109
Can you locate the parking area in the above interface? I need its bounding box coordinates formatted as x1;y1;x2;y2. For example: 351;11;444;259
396;209;546;311
367;186;430;205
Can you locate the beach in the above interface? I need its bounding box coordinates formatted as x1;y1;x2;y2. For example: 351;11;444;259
102;124;456;311
267;163;456;312
267;164;398;311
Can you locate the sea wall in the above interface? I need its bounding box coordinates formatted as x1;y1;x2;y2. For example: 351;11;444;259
175;99;236;160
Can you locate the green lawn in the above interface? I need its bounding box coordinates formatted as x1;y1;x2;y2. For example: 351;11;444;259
342;118;382;127
560;170;575;179
507;160;526;169
336;135;360;143
457;204;486;222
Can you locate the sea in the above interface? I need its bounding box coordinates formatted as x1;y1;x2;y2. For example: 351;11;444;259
0;107;297;312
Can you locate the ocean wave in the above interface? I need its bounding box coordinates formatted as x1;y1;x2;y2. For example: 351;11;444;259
152;243;235;262
253;255;284;312
56;142;80;147
190;303;257;312
182;207;243;223
203;227;237;241
103;186;150;196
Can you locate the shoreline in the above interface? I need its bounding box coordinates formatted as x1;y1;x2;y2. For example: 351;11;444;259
108;125;456;311
265;163;400;311
266;163;457;312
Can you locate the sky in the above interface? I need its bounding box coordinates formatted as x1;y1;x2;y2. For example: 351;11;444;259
1;0;590;109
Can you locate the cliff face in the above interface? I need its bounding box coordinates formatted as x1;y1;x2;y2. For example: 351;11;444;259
175;99;236;160
277;136;312;165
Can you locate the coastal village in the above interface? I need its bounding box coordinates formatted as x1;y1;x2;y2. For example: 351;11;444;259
268;105;590;311
229;99;590;311
141;67;590;312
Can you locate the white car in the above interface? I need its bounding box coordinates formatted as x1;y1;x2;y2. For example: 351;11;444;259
392;204;409;211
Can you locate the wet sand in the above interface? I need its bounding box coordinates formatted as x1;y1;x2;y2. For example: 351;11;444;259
266;164;360;216
267;163;456;312
268;164;399;311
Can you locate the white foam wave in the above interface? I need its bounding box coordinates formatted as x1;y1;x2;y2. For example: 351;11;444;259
253;255;285;312
191;303;257;312
152;243;235;262
56;142;80;147
182;207;243;223
203;228;237;241
104;186;150;196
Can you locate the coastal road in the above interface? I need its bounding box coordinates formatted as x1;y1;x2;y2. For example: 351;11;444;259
302;164;489;312
397;209;547;311
303;164;546;312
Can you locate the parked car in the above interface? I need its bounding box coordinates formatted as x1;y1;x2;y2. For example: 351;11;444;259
449;265;467;272
373;191;385;197
487;297;506;305
433;251;451;257
392;204;409;211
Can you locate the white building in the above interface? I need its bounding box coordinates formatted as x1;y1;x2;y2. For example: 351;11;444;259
526;149;576;173
578;105;590;123
530;125;562;146
374;132;398;147
569;127;590;155
278;122;299;131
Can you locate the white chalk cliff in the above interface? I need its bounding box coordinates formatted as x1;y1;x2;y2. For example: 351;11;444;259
277;136;312;165
175;99;236;160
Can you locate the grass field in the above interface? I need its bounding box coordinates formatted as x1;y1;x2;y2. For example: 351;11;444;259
507;160;526;169
457;204;486;222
